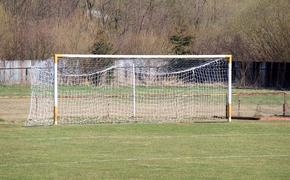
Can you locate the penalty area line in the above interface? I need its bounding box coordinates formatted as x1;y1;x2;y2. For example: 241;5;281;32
1;154;289;167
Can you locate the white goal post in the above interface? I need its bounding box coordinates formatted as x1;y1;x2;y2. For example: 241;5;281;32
27;54;232;126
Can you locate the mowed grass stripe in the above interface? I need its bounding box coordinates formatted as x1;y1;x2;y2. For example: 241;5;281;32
1;133;289;141
1;154;289;167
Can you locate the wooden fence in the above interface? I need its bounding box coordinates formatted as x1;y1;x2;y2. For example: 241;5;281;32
0;60;32;84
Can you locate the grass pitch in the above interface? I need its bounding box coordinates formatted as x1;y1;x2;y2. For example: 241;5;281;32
0;121;289;179
0;85;289;179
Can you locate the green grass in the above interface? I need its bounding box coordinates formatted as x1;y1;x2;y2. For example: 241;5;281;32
0;85;31;97
0;121;290;179
232;88;290;105
1;84;227;97
233;94;290;105
1;84;288;96
57;85;228;97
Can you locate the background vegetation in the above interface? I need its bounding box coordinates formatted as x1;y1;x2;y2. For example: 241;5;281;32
0;0;289;88
0;0;289;62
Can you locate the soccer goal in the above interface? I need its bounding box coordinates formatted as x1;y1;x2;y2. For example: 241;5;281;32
27;54;232;126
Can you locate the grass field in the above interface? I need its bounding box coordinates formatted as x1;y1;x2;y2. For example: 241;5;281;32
0;85;290;179
0;121;290;179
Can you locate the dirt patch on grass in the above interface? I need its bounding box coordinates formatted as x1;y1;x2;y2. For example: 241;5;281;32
261;116;290;121
0;98;30;124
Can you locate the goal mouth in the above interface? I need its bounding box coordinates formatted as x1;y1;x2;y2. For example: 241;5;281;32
27;54;232;126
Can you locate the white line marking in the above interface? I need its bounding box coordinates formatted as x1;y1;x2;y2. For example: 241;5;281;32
1;155;289;167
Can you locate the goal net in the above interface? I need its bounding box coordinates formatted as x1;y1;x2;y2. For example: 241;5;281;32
27;55;232;126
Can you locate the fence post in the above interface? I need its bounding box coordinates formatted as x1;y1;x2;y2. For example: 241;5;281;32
283;92;288;116
132;63;136;118
238;94;241;117
25;68;28;84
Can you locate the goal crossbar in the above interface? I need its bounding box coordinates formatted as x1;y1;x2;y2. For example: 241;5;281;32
55;54;232;60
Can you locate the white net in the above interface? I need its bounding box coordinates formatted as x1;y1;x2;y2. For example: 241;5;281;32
27;56;229;126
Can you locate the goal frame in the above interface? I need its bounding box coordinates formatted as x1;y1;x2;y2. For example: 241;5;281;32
53;54;232;125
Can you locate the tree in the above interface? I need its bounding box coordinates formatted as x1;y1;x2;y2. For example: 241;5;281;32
170;28;193;55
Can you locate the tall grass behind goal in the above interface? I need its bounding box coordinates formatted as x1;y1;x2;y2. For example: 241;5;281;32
27;55;232;126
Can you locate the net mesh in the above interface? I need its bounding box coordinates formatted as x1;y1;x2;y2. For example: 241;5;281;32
27;57;228;126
